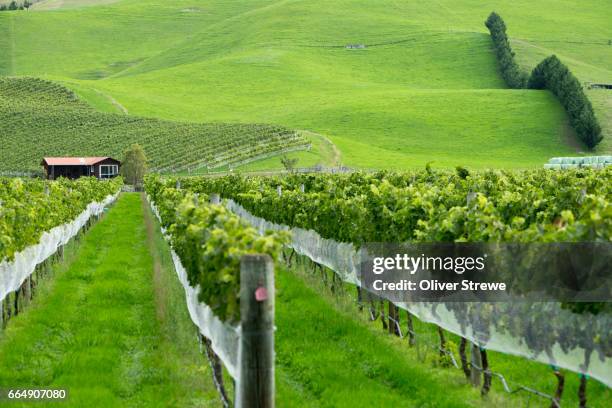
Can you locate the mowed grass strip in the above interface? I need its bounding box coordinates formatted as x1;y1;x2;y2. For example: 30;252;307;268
0;193;219;407
275;266;497;408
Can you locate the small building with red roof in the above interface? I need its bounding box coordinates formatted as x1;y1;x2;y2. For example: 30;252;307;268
41;157;121;180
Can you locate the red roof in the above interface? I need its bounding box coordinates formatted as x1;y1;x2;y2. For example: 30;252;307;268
42;157;114;166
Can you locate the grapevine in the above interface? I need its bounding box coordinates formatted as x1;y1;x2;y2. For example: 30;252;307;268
145;175;288;322
146;168;612;376
0;176;123;263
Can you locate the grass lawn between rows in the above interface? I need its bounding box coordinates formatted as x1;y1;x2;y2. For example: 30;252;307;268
282;256;611;407
0;193;219;407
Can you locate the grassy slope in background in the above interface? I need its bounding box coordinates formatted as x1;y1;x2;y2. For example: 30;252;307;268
0;77;307;172
484;12;602;149
2;0;610;169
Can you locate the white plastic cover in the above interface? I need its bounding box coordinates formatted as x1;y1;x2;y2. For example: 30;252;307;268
545;156;612;169
0;193;119;304
226;199;612;387
148;197;240;379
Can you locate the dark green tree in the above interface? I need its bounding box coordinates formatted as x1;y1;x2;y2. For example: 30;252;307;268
121;143;148;188
485;12;529;89
280;155;299;172
529;55;602;148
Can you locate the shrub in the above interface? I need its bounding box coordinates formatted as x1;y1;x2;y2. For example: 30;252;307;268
529;55;603;148
281;155;299;172
455;166;470;179
485;12;529;89
121;143;148;188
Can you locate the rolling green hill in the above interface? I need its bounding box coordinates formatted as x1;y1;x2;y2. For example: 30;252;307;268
0;77;309;172
0;0;610;169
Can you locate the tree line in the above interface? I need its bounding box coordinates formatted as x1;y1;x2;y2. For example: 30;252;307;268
0;1;32;10
485;12;602;148
528;55;603;148
485;12;529;89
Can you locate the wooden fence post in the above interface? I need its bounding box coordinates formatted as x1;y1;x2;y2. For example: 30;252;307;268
437;326;447;358
578;374;587;408
3;295;10;326
470;342;482;387
459;338;471;379
14;289;20;316
480;348;492;395
380;300;387;330
406;312;416;346
237;254;275;408
24;276;32;301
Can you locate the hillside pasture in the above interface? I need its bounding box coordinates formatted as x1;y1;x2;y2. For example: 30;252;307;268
0;0;609;169
0;77;309;172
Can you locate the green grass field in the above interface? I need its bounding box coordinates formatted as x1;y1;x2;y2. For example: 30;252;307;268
1;0;610;169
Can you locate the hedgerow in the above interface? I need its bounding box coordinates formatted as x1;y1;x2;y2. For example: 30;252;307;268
485;12;603;148
484;12;529;89
528;55;602;148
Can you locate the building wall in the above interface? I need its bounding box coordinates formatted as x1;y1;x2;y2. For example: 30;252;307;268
43;158;120;180
93;158;121;179
46;165;90;180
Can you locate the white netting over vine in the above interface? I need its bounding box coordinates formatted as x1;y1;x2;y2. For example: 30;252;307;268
226;199;612;387
0;193;119;304
148;198;240;379
226;200;361;286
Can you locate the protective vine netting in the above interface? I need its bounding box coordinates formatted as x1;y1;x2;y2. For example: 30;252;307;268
226;199;612;387
544;156;612;169
0;193;119;304
148;197;240;379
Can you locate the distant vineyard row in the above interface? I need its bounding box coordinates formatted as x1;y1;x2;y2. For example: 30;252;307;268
0;177;123;262
151;168;611;249
0;77;309;172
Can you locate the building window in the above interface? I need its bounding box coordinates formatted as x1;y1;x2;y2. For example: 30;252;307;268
100;164;119;179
